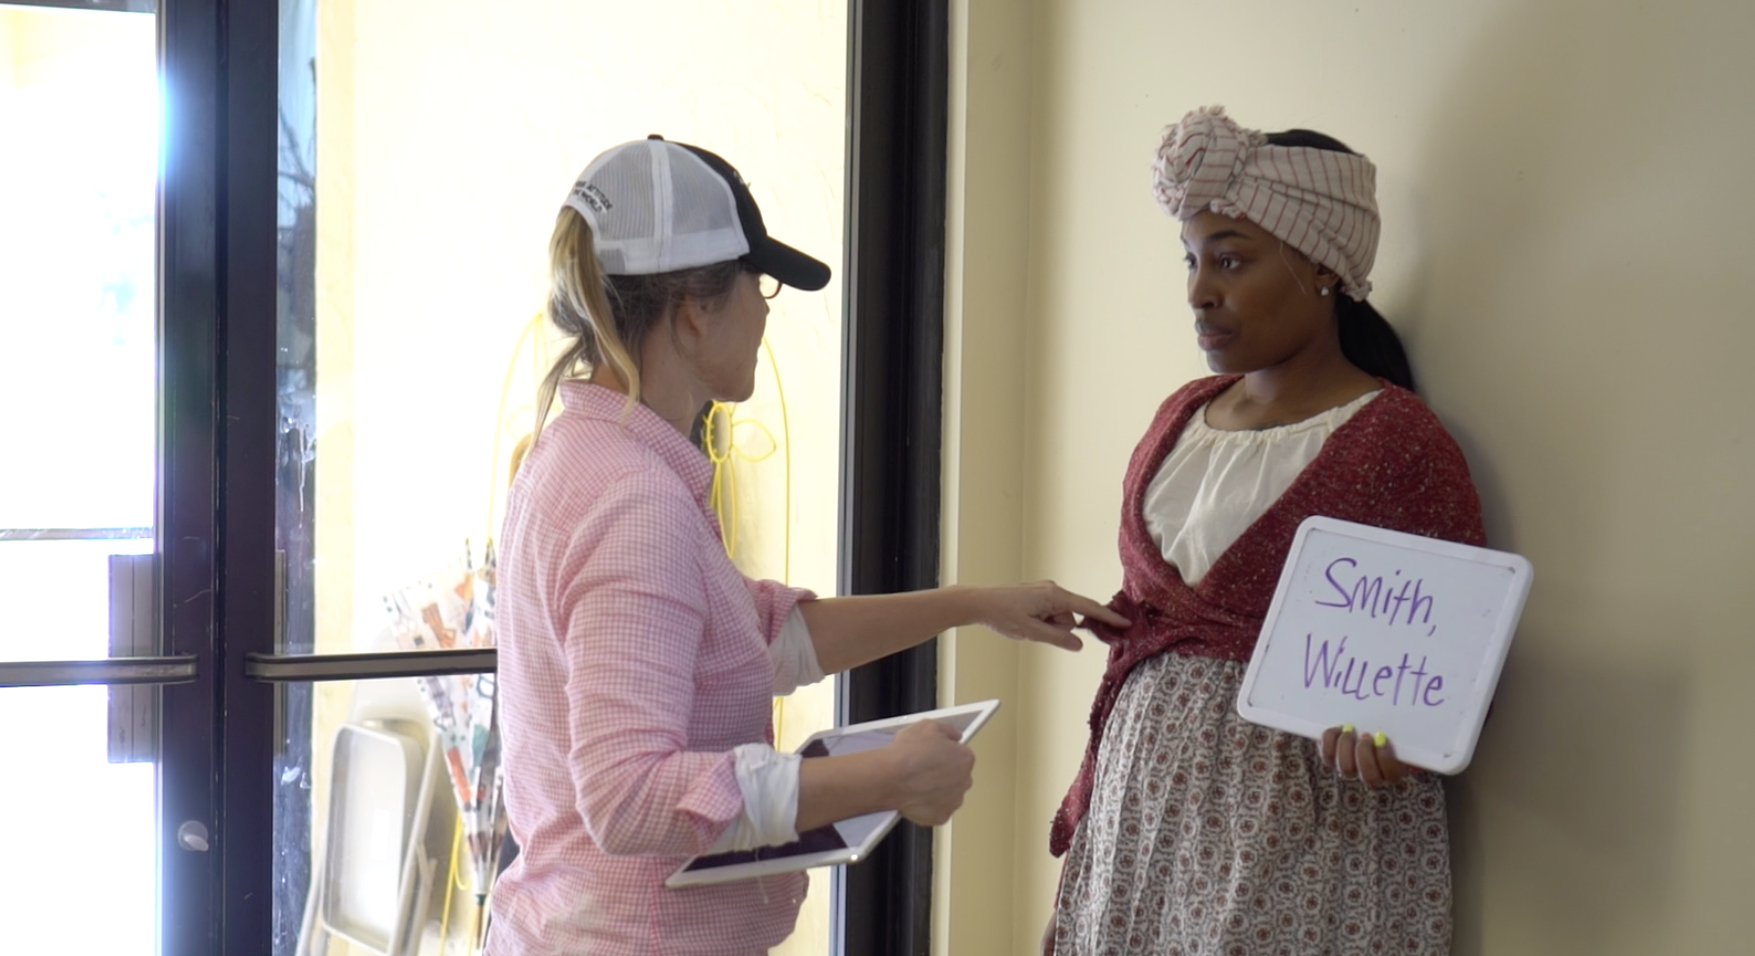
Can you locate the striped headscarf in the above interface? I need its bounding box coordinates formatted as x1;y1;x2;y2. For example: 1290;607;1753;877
1153;106;1379;300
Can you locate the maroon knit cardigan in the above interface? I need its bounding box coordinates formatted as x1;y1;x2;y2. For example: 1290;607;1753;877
1050;375;1486;858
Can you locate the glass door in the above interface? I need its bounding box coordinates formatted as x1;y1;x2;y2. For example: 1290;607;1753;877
257;2;849;954
0;3;222;947
0;1;924;951
0;5;165;953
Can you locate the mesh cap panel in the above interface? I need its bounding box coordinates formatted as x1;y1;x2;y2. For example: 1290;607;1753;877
584;146;656;243
669;155;739;237
563;139;748;276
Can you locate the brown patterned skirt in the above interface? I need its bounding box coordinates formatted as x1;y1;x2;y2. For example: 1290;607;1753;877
1052;653;1451;956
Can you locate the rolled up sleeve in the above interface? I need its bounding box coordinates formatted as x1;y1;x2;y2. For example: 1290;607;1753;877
744;577;816;645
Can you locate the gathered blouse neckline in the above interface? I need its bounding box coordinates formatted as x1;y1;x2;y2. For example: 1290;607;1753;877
1143;389;1381;587
1192;389;1382;440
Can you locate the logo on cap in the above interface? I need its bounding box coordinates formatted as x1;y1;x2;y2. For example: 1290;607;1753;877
569;181;613;214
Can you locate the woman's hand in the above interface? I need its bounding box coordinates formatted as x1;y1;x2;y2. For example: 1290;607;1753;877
799;581;1130;673
1320;725;1415;787
884;719;976;826
963;581;1132;652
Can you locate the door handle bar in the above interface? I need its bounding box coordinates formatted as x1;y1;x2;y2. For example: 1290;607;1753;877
244;648;496;682
0;656;199;688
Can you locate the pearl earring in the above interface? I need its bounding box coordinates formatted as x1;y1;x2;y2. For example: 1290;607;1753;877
1319;286;1331;297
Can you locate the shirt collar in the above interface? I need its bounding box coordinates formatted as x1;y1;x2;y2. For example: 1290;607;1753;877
557;381;715;505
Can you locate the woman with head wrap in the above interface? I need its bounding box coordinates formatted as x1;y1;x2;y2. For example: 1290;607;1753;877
1043;107;1486;955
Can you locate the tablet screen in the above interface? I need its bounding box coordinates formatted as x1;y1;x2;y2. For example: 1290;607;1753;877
679;825;847;871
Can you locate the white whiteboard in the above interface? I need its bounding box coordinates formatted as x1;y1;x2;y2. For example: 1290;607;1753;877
1236;516;1532;774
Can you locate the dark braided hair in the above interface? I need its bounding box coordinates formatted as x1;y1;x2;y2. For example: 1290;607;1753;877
1264;129;1416;392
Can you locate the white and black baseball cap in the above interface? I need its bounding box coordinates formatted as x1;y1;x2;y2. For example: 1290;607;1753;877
561;135;831;292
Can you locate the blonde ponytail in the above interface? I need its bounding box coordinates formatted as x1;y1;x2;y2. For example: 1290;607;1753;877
535;210;639;438
533;208;747;440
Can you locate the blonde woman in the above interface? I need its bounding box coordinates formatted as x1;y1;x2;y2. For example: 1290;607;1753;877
488;136;1128;956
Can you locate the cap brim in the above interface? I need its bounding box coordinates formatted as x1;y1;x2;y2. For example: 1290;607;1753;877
746;237;831;292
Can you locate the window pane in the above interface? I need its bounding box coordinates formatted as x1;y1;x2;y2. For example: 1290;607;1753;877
0;685;157;953
275;0;846;659
0;5;157;538
0;1;159;643
0;537;152;662
0;7;159;951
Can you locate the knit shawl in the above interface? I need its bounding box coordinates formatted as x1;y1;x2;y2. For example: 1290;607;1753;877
1050;375;1486;857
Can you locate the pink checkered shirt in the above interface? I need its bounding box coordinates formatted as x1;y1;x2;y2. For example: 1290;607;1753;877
487;382;812;955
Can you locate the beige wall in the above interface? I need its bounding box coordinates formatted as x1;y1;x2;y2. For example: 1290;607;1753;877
938;1;1755;954
934;0;1036;951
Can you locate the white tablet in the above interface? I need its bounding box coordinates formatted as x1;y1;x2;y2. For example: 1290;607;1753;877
664;698;1000;888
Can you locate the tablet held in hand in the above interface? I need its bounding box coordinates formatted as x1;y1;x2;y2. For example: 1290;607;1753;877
665;699;1000;888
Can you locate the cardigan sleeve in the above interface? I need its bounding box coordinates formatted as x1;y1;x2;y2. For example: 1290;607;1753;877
1370;398;1488;548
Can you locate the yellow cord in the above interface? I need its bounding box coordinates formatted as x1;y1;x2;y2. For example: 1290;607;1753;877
440;312;545;954
698;338;796;748
761;337;793;748
702;337;792;576
764;336;792;586
703;403;779;560
439;814;463;949
486;312;546;543
495;318;795;578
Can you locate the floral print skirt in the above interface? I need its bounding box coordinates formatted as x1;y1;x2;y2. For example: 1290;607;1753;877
1052;652;1451;956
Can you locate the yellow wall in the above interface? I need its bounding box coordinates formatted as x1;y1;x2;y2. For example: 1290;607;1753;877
0;6;149;87
938;1;1755;954
314;0;846;652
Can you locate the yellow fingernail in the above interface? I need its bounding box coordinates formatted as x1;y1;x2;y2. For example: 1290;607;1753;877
1373;731;1387;747
1341;724;1355;734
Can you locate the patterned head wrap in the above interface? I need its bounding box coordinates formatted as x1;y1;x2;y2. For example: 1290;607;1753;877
1153;105;1380;300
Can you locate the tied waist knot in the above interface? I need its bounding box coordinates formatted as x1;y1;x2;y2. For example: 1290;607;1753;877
1050;586;1263;857
1089;586;1261;663
1082;590;1155;646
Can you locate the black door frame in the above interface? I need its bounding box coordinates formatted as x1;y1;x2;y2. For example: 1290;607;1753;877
838;1;950;955
158;0;224;951
147;0;952;950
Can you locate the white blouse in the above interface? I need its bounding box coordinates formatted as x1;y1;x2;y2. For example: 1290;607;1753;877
1142;391;1379;587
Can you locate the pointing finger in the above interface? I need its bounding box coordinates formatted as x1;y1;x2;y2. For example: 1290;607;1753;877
1059;590;1130;629
1030;621;1083;652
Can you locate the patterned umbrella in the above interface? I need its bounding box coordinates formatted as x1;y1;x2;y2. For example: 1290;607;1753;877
383;543;505;952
